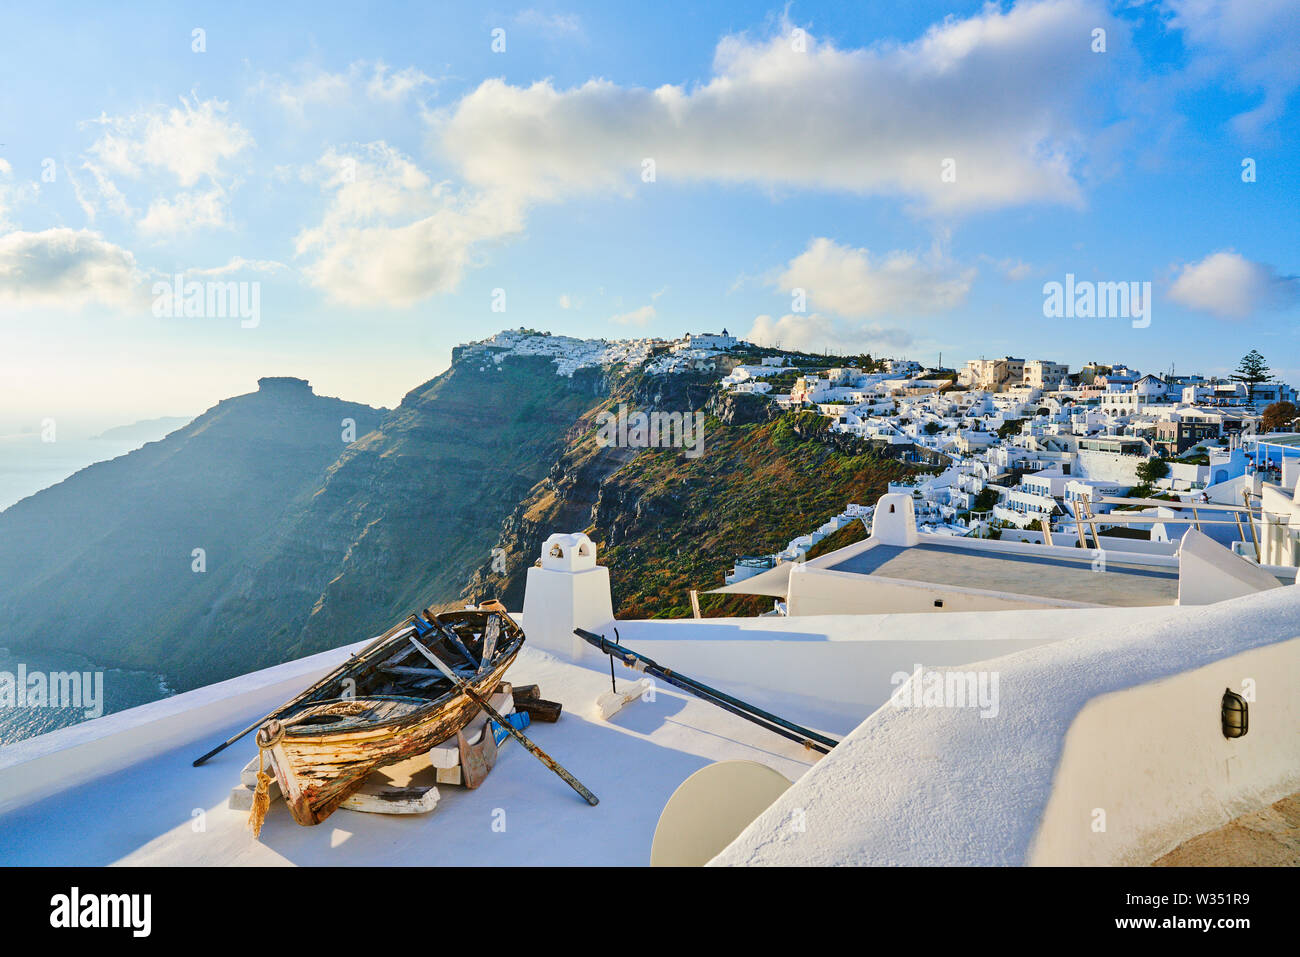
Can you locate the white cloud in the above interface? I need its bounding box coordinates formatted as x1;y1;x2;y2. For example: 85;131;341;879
257;68;351;115
609;304;656;326
138;189;229;236
366;62;437;101
74;160;133;221
78;96;252;236
440;0;1113;212
189;257;288;277
0;158;39;231
1168;250;1300;319
86;96;251;187
745;312;914;354
984;256;1035;281
294;143;524;306
776;238;974;317
0;228;142;308
255;61;437;115
1163;0;1300;136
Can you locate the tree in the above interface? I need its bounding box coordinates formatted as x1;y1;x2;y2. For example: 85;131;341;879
1231;350;1272;401
997;418;1025;439
1135;456;1170;485
1261;400;1298;434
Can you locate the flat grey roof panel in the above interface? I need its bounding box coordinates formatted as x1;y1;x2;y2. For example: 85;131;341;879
827;543;1178;606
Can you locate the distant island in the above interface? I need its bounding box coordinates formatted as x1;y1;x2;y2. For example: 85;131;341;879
90;416;193;443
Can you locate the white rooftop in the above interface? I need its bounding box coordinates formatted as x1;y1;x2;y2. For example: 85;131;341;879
1;501;1294;867
0;604;1172;866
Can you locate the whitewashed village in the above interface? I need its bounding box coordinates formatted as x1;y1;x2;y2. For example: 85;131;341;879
462;328;1300;581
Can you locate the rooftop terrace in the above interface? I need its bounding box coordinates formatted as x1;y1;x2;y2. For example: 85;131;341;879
0;502;1294;867
827;542;1180;606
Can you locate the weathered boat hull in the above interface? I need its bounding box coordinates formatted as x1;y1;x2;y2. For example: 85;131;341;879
266;650;517;826
262;615;521;827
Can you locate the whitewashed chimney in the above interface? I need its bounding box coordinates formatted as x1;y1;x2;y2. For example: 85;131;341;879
869;493;919;546
521;532;615;661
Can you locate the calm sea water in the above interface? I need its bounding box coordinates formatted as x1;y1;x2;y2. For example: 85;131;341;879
0;434;154;512
0;423;186;747
0;647;172;747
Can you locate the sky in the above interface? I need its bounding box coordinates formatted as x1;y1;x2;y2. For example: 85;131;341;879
0;0;1297;434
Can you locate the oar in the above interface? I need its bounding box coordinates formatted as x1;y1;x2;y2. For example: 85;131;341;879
406;637;599;806
192;620;414;767
476;615;500;676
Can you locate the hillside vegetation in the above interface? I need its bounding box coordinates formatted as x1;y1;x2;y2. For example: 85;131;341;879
466;379;914;620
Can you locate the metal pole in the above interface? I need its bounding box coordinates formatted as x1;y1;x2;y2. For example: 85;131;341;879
574;628;838;752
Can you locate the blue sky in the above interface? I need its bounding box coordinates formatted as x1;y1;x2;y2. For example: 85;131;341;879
0;0;1297;432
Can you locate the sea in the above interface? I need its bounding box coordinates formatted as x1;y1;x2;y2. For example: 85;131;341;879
0;420;188;746
0;427;182;512
0;646;172;747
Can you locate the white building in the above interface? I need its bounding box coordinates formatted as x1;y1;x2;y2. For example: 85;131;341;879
1023;360;1069;391
674;329;737;352
958;357;1025;391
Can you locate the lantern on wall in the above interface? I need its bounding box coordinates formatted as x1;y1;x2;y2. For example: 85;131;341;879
1221;688;1248;739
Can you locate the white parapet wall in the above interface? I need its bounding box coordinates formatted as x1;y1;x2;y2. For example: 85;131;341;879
1028;635;1300;865
0;641;363;816
786;564;1097;616
1177;528;1283;605
604;606;1177;727
711;583;1300;866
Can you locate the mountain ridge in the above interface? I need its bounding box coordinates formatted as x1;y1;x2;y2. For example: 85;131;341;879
0;332;919;693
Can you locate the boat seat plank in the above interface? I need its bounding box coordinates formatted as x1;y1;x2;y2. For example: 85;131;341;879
380;664;443;677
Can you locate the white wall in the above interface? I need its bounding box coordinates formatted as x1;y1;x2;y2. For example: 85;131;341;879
607;606;1170;724
1166;461;1209;487
786;565;1094;616
1028;637;1300;865
1177;528;1283;605
1076;450;1142;485
710;585;1299;867
0;642;360;815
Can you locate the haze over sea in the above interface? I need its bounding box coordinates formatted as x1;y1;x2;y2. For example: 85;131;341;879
0;417;189;745
0;418;189;512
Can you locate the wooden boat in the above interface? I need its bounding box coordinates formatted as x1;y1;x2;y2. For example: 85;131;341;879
255;608;524;827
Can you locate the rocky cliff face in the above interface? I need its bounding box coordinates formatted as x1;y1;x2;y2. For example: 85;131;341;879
708;390;781;426
180;354;606;683
0;355;607;689
0;338;921;689
463;370;916;620
0;380;386;684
